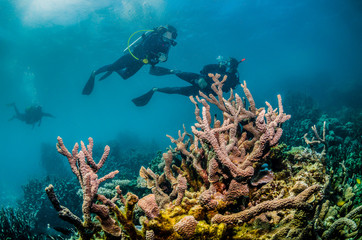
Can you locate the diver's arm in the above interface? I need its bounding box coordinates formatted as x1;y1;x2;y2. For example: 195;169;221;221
43;113;55;118
157;41;171;63
145;33;171;65
200;64;226;76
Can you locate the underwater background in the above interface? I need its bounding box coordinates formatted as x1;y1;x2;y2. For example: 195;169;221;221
0;0;361;239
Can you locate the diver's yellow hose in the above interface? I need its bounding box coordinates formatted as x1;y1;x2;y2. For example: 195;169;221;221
127;29;154;61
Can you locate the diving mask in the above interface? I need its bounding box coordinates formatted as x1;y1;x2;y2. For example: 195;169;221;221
162;32;177;46
216;55;228;66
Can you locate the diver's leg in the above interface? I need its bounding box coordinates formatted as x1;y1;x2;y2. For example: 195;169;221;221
112;54;134;77
149;66;174;76
9;113;25;122
94;64;113;75
175;72;200;85
8;103;23;120
6;102;20;115
98;71;113;81
132;86;198;107
8;103;26;121
94;55;130;80
116;59;144;80
95;64;118;81
156;86;198;96
95;54;129;74
12;103;20;116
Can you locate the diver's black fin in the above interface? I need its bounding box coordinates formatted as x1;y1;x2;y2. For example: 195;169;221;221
132;89;155;107
82;71;96;95
149;66;173;76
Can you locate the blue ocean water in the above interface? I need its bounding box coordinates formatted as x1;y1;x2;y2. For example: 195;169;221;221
0;0;361;206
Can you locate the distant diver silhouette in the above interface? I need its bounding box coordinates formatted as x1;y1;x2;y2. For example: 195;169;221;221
7;103;55;128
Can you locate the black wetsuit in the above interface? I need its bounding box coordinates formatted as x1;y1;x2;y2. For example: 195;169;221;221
95;31;172;80
157;64;240;96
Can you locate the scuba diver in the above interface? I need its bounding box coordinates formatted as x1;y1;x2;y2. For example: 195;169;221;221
82;25;178;95
7;103;54;128
132;56;245;106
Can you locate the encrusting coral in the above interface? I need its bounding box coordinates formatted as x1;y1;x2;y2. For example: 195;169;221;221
46;74;334;239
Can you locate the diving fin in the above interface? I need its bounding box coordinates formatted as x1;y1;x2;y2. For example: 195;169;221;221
132;89;155;107
149;66;173;76
82;71;96;95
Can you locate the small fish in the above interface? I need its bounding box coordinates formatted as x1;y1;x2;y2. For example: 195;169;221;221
337;200;345;207
357;178;361;184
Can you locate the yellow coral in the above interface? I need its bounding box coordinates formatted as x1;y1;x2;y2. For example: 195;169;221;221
194;221;227;239
188;205;205;220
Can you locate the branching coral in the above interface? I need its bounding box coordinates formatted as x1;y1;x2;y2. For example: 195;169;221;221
212;185;320;225
166;74;291;211
304;121;327;162
46;137;143;240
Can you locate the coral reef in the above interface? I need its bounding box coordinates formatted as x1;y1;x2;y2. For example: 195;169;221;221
46;74;342;240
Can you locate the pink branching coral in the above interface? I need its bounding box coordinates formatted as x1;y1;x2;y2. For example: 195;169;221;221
167;74;291;211
46;137;143;240
55;137;119;227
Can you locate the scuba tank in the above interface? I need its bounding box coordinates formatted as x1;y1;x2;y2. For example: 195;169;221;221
123;29;154;64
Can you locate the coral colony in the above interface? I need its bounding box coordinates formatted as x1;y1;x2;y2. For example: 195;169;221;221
46;74;361;240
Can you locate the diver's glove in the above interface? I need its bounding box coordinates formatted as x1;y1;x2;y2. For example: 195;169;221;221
196;78;207;89
158;53;167;62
